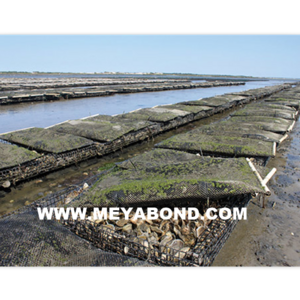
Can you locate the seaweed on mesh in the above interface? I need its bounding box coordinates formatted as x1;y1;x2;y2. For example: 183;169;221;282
70;150;266;207
0;142;40;170
155;130;275;158
0;127;94;154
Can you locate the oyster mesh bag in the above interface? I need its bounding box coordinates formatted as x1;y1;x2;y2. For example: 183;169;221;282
58;149;270;266
71;149;266;208
0;142;99;187
0;208;151;267
64;192;252;266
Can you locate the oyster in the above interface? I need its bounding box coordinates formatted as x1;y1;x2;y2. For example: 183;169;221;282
181;234;196;247
116;218;129;227
101;224;115;231
175;247;190;259
160;231;174;251
137;223;151;234
122;223;133;233
169;239;184;251
150;225;163;235
195;226;205;238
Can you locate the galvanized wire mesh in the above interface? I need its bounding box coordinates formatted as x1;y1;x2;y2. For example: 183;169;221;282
61;193;252;266
0;208;151;266
0;144;100;186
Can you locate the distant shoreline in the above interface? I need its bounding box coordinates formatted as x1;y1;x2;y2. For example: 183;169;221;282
0;71;298;81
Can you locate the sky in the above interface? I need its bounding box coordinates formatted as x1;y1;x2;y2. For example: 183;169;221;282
0;35;299;78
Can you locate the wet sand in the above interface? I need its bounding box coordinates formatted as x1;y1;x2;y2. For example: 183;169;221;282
213;120;300;266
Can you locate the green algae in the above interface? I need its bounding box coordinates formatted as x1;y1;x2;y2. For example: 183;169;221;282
117;148;199;170
190;124;284;143
178;95;248;108
51;117;153;142
0;142;40;169
232;108;295;120
230;115;293;126
223;117;292;134
158;104;213;114
0;127;93;154
155;131;274;157
248;103;296;112
97;162;116;172
118;107;190;122
180;97;230;107
74;150;266;207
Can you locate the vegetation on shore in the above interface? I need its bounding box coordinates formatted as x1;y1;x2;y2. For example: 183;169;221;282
1;71;297;80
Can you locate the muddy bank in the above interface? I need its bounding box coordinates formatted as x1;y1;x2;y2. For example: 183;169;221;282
213;121;300;266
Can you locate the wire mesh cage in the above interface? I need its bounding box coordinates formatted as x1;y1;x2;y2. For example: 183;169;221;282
60;193;252;266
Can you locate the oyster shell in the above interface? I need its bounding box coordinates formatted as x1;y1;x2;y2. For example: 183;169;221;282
116;218;129;227
122;223;133;233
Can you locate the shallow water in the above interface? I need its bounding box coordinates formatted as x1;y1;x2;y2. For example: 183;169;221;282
0;80;290;134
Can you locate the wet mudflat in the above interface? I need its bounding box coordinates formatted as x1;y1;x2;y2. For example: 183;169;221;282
213;120;300;266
